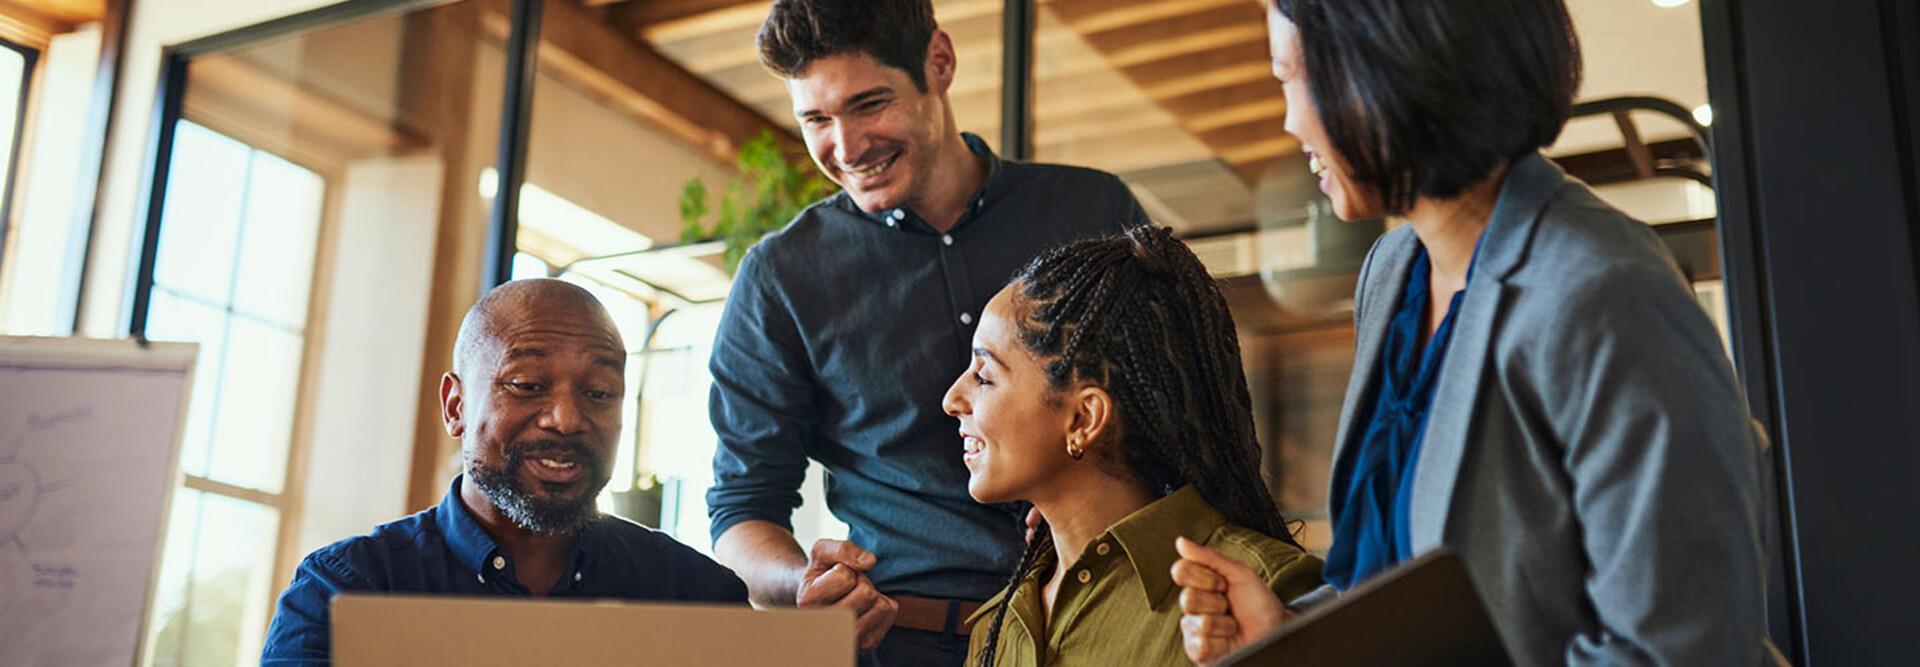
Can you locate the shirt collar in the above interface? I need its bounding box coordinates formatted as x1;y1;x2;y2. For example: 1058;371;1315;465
435;474;604;579
1105;485;1227;609
856;131;1008;230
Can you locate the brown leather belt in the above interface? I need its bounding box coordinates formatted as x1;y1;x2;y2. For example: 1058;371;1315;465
891;595;983;636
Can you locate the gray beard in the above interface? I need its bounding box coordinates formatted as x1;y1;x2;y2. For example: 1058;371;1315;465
466;442;604;535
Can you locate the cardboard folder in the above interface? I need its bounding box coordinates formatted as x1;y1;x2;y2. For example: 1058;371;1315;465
332;594;853;666
1219;549;1512;667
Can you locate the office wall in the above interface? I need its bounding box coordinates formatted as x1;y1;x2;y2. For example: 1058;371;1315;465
295;156;441;558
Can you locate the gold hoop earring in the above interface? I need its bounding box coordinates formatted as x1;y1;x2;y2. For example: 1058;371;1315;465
1067;440;1085;460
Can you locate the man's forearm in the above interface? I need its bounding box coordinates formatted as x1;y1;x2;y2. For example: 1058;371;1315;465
714;520;810;606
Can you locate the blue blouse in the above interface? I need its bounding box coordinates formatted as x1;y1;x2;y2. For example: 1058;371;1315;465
1324;244;1469;591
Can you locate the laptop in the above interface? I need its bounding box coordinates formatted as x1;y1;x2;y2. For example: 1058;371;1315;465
1219;549;1512;667
332;595;853;666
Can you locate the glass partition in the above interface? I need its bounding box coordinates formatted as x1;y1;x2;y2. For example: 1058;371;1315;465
139;3;505;662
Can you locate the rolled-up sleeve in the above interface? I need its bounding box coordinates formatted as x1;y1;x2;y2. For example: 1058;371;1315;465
706;249;817;542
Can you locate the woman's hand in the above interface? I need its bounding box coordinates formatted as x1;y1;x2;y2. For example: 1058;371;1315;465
1171;536;1291;665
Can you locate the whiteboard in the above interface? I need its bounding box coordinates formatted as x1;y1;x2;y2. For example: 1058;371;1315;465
0;336;197;667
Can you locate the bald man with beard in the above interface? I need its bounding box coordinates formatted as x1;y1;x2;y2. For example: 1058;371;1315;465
262;279;746;666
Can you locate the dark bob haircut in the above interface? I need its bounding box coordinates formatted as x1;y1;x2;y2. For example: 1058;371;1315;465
758;0;938;93
1273;0;1583;213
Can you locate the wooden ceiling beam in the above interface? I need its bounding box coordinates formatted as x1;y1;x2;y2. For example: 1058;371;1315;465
1048;0;1246;35
479;0;802;165
1141;61;1269;100
635;0;1005;44
2;0;100;25
605;0;760;37
1079;4;1267;67
654;5;1017;83
1043;0;1287;185
1101;22;1264;68
1158;79;1283;118
1200;119;1297;163
637;2;768;44
1186;98;1285;133
0;0;79;47
1119;40;1273;93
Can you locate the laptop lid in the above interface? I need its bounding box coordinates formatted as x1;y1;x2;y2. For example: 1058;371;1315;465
332;595;853;666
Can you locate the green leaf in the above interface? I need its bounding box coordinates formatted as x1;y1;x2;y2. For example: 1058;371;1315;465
678;177;710;241
673;129;840;275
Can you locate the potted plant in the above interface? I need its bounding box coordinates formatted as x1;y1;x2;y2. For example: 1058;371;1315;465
678;130;836;274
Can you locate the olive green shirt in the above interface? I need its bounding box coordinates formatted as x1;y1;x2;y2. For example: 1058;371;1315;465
965;486;1323;666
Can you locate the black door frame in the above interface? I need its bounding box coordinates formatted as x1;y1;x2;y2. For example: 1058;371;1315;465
1701;0;1920;663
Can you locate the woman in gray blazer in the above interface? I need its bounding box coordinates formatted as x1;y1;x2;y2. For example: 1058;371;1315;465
1171;0;1775;665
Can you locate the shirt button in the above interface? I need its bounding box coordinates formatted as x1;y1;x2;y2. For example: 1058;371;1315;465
886;219;897;228
574;572;583;582
476;573;486;584
1076;569;1092;584
1096;543;1111;556
959;312;974;325
941;234;953;246
492;556;506;570
890;209;906;221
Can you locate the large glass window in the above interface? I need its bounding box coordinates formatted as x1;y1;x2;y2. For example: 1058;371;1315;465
136;2;508;662
143;121;322;667
0;40;32;264
0;8;104;337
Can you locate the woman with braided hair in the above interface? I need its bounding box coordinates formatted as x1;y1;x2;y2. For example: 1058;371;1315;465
941;224;1322;667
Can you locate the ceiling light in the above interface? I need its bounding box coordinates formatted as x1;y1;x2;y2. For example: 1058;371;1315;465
1693;104;1713;127
1652;0;1693;8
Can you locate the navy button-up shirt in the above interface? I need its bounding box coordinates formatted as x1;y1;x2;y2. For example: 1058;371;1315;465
706;133;1149;600
262;476;747;665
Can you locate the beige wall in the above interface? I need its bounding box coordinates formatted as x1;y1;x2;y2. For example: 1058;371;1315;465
296;156;442;558
525;64;734;246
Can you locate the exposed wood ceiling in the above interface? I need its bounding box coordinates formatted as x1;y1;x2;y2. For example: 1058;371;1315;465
596;0;1716;235
616;0;1282;232
484;0;802;165
3;0;103;25
0;0;106;46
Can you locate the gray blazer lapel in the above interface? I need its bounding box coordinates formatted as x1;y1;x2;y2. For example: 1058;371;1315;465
1408;153;1567;551
1328;228;1417;506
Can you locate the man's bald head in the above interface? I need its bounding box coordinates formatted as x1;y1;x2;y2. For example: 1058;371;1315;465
444;278;625;536
452;278;622;380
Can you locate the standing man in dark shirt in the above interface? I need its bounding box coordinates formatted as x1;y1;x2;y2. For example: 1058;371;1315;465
705;1;1150;665
263;280;746;666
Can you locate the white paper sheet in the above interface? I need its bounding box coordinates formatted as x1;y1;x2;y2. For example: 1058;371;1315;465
0;338;194;667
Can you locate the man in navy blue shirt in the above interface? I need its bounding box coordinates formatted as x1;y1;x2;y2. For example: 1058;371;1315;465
262;279;746;665
706;2;1147;665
